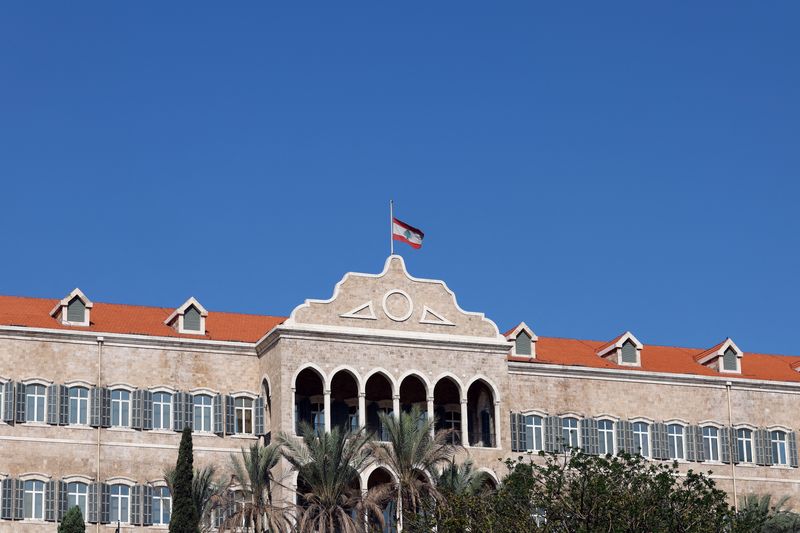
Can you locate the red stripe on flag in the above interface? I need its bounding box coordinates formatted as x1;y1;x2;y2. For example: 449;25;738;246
393;234;422;249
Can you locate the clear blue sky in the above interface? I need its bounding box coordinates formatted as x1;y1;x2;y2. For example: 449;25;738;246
1;2;798;355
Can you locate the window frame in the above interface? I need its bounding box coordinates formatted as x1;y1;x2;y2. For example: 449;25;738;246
234;396;254;434
561;417;580;449
193;394;213;433
152;391;173;430
68;386;89;425
597;419;616;455
736;428;754;464
25;383;47;423
152;485;172;525
633;421;651;458
524;414;544;452
109;484;131;524
702;425;721;462
110;389;132;428
23;479;45;520
667;423;686;460
66;481;89;518
770;430;788;466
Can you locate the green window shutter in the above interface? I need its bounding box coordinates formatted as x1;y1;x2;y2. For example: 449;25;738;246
722;348;738;371
184;393;194;429
45;480;56;521
0;478;12;519
509;412;518;452
59;385;69;425
225;395;235;435
101;389;111;428
522;414;532;451
544;416;562;453
100;483;110;524
15;383;26;423
213;395;224;435
788;432;799;468
142;485;153;526
764;430;774;465
720;428;731;464
173;392;184;431
130;485;142;525
14;479;24;520
685;426;697;461
184;306;201;331
47;384;59;425
142;391;153;430
515;332;532;356
132;390;143;429
67;297;86;323
755;429;767;465
88;482;98;523
694;426;706;462
3;382;15;424
621;340;637;364
57;480;67;520
254;396;266;436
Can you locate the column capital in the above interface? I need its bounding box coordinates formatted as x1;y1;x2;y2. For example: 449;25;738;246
393;394;401;400
324;389;332;395
460;398;468;404
358;392;366;398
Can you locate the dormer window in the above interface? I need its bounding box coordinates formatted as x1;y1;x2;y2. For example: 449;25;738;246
695;338;742;374
164;297;208;335
49;288;93;327
597;331;643;367
506;322;538;358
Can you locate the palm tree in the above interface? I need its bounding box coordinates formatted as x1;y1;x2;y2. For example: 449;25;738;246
164;465;225;532
373;407;457;531
279;423;388;533
435;459;493;498
738;493;800;532
223;441;290;532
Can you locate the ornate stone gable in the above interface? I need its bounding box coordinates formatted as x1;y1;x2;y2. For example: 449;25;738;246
285;255;503;340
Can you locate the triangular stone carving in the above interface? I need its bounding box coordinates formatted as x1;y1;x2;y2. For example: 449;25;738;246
419;305;454;326
339;301;377;320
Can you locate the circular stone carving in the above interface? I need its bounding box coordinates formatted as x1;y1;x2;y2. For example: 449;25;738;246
382;289;413;322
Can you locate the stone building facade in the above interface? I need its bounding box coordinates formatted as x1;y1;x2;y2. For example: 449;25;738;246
0;255;799;531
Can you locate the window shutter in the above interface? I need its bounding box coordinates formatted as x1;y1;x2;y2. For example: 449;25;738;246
213;395;224;435
509;412;519;452
515;332;532;356
142;485;153;526
57;480;67;520
755;429;767;466
616;420;627;452
47;384;59;425
544;416;561;453
581;418;599;455
651;423;663;459
3;382;15;424
225;395;235;435
45;480;56;521
763;430;773;465
90;387;102;427
173;391;185;431
625;421;635;453
523;415;533;451
67;297;86;323
59;385;69;425
13;479;24;520
184;306;201;331
0;478;12;519
254;396;266;436
184;392;194;430
789;432;799;468
131;485;142;525
143;390;153;430
694;426;706;462
15;383;26;423
101;389;111;428
88;482;98;523
720;427;731;464
621;341;637;364
100;483;110;523
132;389;143;430
686;426;697;461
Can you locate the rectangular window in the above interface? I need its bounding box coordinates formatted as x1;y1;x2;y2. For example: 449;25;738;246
193;395;213;432
69;387;89;425
771;431;788;466
525;415;544;451
26;384;46;423
633;422;650;458
23;480;45;520
152;486;171;525
737;428;754;463
235;397;253;434
67;482;88;518
153;392;172;430
668;424;685;460
598;420;615;455
561;418;579;449
111;390;131;427
703;426;720;462
110;485;130;523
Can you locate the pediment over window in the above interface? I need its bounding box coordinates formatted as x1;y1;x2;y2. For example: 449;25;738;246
285;255;503;341
50;288;93;326
695;338;742;373
505;322;538;358
597;331;643;366
164;297;208;335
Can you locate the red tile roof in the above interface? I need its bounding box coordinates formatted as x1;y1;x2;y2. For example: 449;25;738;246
0;295;285;343
506;334;800;384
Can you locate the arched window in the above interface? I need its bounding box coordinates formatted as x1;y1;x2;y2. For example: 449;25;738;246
235;397;253;434
69;387;89;425
667;424;685;460
702;426;720;462
110;484;130;523
736;428;754;463
111;389;131;427
67;482;89;518
25;384;46;423
598;419;615;455
771;431;788;466
524;415;543;451
633;422;650;458
515;331;532;356
722;348;738;372
153;392;172;430
561;417;580;449
152;486;172;525
193;394;213;432
184;306;201;332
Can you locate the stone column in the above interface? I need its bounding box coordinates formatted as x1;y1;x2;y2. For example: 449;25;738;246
461;398;469;448
358;392;366;428
393;394;400;419
494;400;502;448
324;389;331;433
290;387;297;434
427;396;435;437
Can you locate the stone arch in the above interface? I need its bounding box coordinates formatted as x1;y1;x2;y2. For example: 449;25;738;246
329;368;361;432
362;368;398;396
398;372;429;416
466;377;498;448
293;366;326;434
433;374;463;444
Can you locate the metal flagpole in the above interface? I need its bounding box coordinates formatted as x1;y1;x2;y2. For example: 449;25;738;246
389;200;394;256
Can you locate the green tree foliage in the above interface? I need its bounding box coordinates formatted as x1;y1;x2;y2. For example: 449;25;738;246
372;407;456;529
169;426;199;533
223;441;289;532
735;494;800;533
279;423;386;533
165;465;224;532
58;505;85;533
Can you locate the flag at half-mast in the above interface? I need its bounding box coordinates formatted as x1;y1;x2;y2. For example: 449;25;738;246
392;217;424;249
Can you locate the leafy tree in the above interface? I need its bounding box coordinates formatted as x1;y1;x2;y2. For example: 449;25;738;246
165;465;224;532
736;494;800;532
58;505;85;533
223;441;289;532
279;423;386;533
170;426;199;533
434;458;492;497
372;406;456;530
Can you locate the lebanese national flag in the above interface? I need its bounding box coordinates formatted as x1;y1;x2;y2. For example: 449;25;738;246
392;217;424;249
